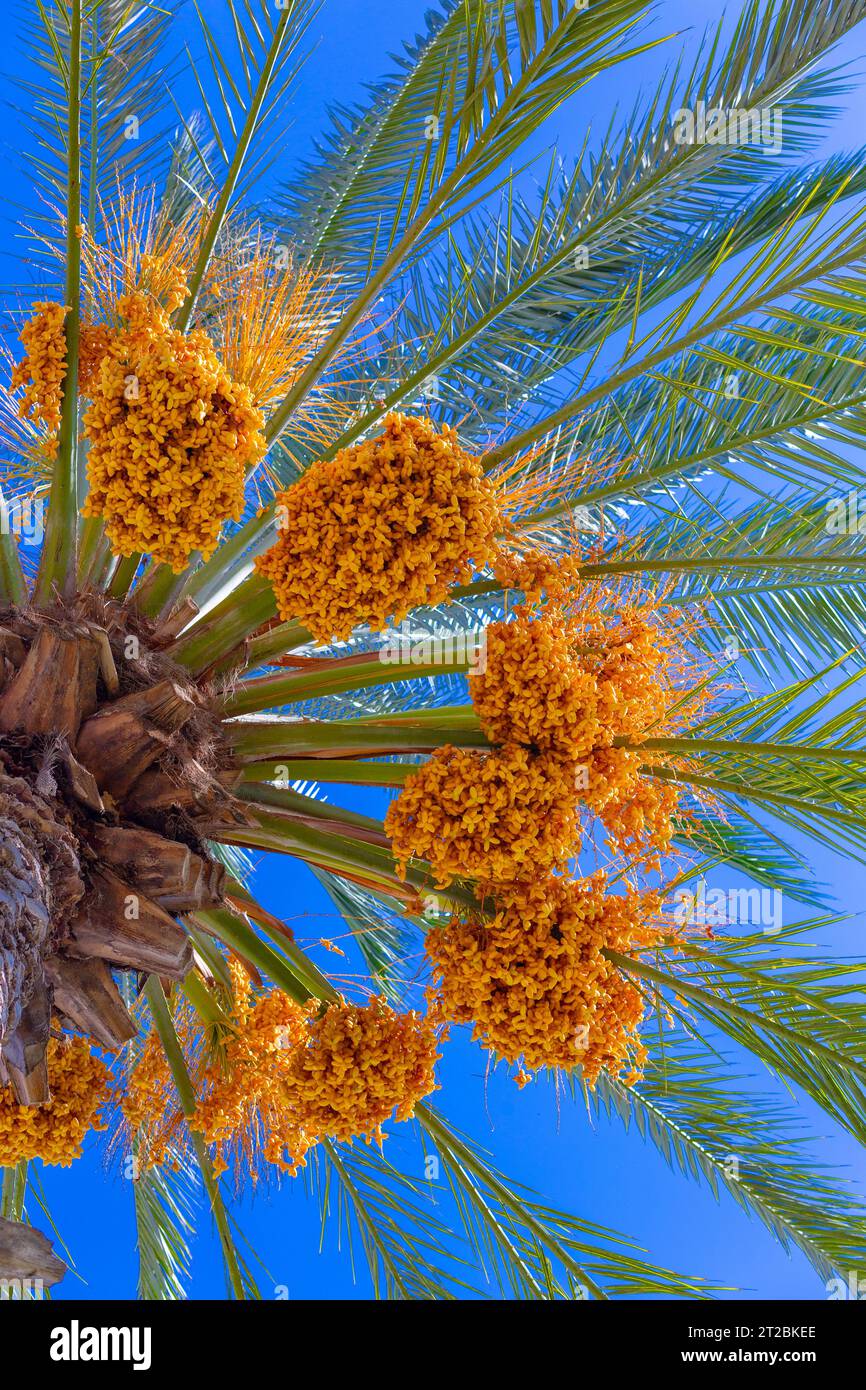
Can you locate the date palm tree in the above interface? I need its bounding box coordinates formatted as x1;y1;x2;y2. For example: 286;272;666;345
2;0;866;1299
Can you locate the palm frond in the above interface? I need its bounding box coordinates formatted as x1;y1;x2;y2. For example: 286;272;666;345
144;975;261;1299
14;0;179;269
312;1138;470;1300
589;1033;866;1285
610;924;866;1149
355;148;866;441
416;1104;721;1298
133;1151;196;1301
265;0;661;443
175;0;316;327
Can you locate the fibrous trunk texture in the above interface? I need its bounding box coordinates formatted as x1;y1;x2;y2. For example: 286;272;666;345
0;775;83;1103
0;601;245;1296
0;602;234;1106
0;1214;66;1287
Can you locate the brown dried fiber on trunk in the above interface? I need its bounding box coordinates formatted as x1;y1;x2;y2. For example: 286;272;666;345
0;774;83;1102
0;1215;66;1287
0;604;238;1095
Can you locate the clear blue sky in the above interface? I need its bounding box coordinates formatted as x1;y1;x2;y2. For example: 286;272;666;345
3;0;865;1300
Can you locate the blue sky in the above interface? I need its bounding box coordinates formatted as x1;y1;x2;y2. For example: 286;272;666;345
3;0;865;1300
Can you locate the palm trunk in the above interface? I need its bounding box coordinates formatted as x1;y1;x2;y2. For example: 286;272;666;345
0;1214;66;1288
0;611;231;1103
0;777;83;1104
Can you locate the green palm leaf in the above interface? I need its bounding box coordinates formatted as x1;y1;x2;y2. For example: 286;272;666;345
590;1035;866;1285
